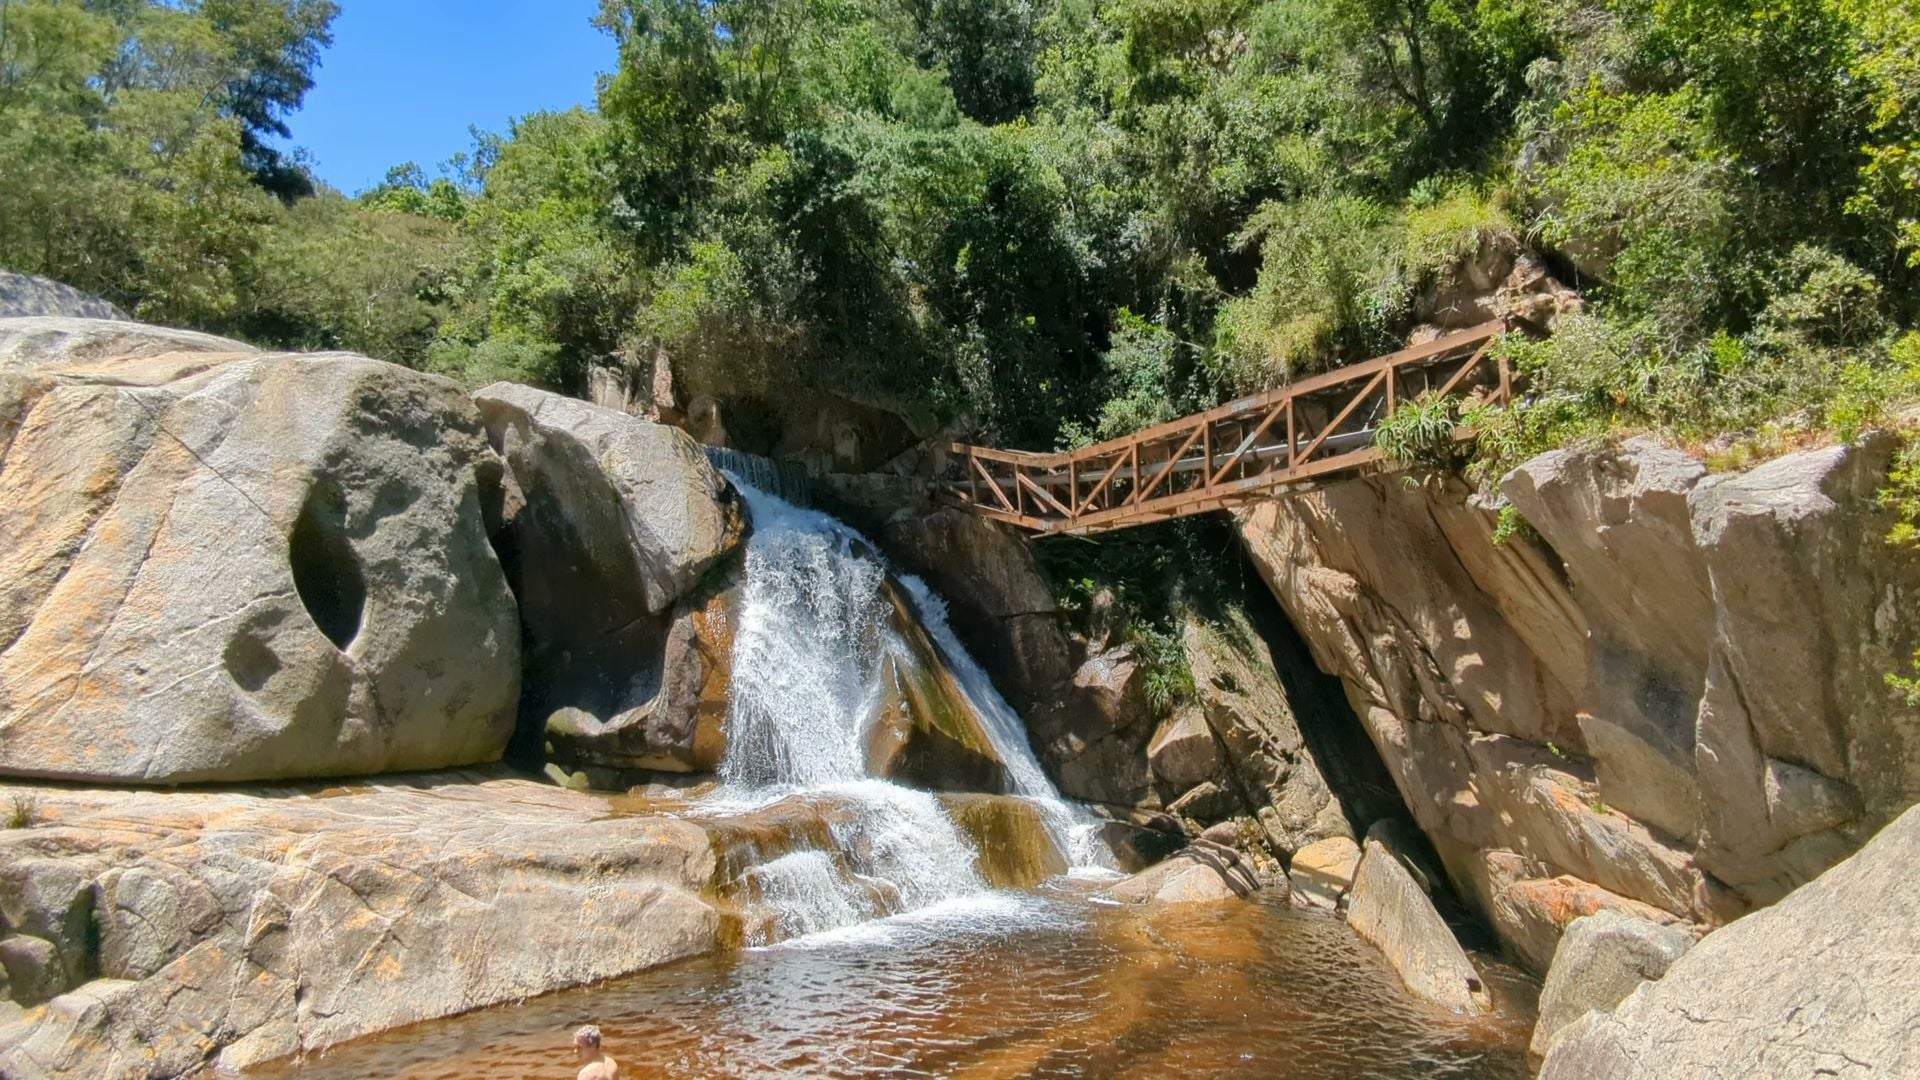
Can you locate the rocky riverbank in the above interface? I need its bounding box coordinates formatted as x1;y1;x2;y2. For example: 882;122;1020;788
4;310;1917;1076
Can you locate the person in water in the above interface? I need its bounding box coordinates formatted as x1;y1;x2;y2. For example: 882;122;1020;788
574;1024;619;1079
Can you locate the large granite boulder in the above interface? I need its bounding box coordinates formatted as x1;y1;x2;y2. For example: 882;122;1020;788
544;585;736;777
0;318;521;784
0;776;723;1077
474;383;744;762
1528;911;1693;1062
1345;839;1489;1013
1540;804;1920;1079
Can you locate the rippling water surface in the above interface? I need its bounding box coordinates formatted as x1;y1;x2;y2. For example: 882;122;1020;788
251;887;1535;1080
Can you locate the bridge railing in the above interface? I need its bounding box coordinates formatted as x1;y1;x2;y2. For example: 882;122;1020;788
936;319;1510;535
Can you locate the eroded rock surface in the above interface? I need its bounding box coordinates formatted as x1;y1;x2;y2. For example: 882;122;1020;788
1236;435;1920;968
0;318;521;784
0;776;723;1077
1540;804;1920;1079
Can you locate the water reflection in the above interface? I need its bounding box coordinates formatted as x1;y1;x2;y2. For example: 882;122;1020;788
248;889;1534;1079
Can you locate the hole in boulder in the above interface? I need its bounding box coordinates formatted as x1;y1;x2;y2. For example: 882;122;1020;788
224;632;283;691
289;483;366;652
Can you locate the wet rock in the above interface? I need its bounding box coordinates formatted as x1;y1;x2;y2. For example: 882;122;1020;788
1540;805;1920;1079
0;776;723;1076
937;793;1069;888
1107;843;1260;907
1346;840;1489;1013
882;508;1158;809
1288;836;1362;910
881;507;1074;714
545;585;737;778
864;586;1011;794
1528;911;1693;1063
0;319;521;784
1148;710;1221;788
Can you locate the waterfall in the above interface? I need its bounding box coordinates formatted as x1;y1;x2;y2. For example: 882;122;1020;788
710;479;1111;944
703;446;812;505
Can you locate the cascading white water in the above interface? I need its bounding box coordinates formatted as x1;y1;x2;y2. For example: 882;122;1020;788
898;576;1111;870
711;480;1111;943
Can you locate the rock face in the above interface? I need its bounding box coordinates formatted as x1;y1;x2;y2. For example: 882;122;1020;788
1345;839;1490;1013
1236;435;1920;968
1540;804;1920;1079
864;584;1013;794
0;776;724;1077
474;382;744;770
1182;605;1360;854
1529;911;1693;1062
544;586;736;777
0;318;521;784
883;508;1159;808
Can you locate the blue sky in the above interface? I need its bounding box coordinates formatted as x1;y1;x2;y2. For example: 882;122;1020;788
282;2;615;195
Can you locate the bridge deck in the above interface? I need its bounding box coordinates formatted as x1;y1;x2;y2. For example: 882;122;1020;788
936;321;1509;536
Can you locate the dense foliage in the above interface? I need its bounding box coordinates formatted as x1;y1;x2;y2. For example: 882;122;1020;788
3;0;1918;456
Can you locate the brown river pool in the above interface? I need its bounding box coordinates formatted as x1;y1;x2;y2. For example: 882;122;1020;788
244;882;1537;1079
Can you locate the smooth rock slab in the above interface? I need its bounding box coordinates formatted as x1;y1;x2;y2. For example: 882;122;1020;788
1346;840;1489;1013
1540;804;1920;1079
0;776;723;1078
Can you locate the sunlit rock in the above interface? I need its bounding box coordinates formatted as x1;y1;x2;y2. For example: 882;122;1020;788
1345;839;1489;1013
0;318;520;784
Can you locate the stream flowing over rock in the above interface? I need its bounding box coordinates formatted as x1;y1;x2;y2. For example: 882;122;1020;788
0;318;521;784
1539;803;1920;1078
1234;435;1920;969
882;507;1360;862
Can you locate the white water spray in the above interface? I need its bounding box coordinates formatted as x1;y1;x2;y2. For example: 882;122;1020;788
710;480;1112;943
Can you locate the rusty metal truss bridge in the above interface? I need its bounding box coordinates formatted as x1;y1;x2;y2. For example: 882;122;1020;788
936;320;1511;536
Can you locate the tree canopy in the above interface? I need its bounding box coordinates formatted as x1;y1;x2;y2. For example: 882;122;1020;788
2;0;1916;455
